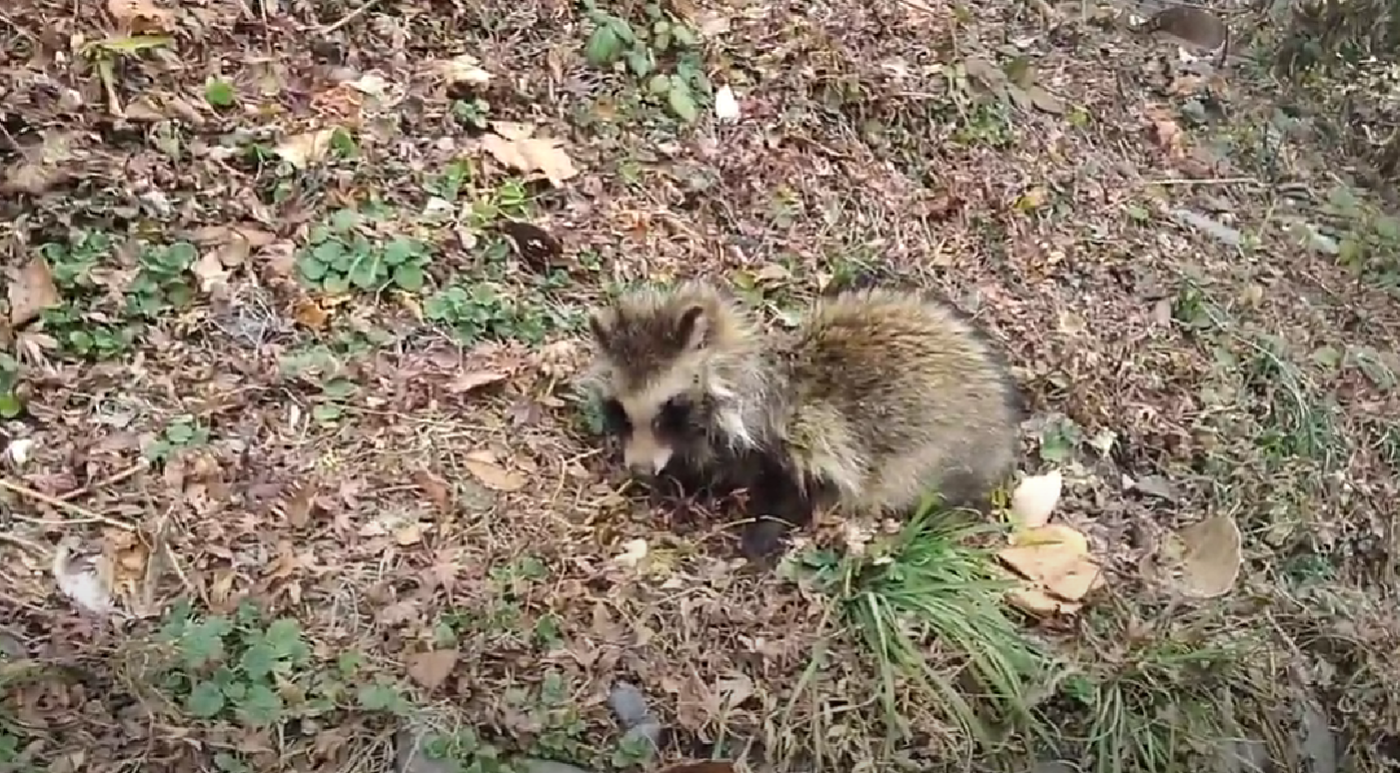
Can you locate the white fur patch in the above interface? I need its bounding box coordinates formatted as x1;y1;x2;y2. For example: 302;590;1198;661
716;407;755;449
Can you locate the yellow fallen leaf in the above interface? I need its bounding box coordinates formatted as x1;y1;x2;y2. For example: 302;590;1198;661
293;298;331;331
1009;470;1062;530
394;522;425;546
192;250;230;293
998;523;1104;608
8;256;62;326
1006;586;1081;617
462;452;526;492
479;132;579;188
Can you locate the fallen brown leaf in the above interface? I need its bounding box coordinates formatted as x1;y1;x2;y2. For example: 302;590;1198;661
293;298;331;331
1145;105;1185;158
1026;85;1065;114
480;127;579;188
1161;514;1242;599
657;762;737;773
107;0;175;29
8;256;62;326
407;648;459;691
192;251;231;293
462;452;527;492
283;485;317;528
447;371;508;394
3;162;72;195
413;470;452;513
440;54;493;87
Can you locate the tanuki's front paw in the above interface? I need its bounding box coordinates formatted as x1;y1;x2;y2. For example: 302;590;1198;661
740;518;792;563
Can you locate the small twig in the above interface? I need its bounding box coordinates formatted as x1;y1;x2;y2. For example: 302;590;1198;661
59;460;150;502
0;11;36;43
0;531;50;555
317;0;379;34
0;478;137;532
1148;176;1259;186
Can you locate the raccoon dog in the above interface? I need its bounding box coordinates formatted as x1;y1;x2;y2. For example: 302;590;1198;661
585;281;1024;558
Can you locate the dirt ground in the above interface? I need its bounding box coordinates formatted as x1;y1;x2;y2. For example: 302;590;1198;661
2;0;1399;771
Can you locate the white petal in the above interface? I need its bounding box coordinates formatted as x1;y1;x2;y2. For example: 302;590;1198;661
714;85;741;122
1010;470;1063;529
6;438;34;466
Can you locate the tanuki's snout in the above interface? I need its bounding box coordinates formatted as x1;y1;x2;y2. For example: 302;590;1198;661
622;431;674;477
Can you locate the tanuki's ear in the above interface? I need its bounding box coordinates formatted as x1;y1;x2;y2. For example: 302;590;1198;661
676;304;710;351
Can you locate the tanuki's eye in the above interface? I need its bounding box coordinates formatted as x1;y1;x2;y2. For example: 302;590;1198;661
600;398;631;434
657;396;692;434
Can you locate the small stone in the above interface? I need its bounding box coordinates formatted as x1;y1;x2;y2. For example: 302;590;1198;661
608;681;653;728
394;728;454;773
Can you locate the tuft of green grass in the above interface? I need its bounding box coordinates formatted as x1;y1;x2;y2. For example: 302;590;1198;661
1057;606;1281;773
783;503;1048;757
580;0;710;124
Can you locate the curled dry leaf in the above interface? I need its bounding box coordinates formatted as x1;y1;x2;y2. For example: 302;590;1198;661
447;371;508;394
440;54;493;87
1161;514;1242;599
462;450;527;492
998;524;1104;617
274;129;340;169
612;538;649;568
1145;105;1185;158
479;126;579;188
8;256;62;326
1009;469;1062;530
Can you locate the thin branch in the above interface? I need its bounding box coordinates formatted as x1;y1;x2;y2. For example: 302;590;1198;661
0;478;137;532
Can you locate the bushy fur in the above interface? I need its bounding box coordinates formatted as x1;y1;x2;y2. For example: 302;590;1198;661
586;281;1024;558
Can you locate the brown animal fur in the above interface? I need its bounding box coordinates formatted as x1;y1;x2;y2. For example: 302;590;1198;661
586;281;1024;558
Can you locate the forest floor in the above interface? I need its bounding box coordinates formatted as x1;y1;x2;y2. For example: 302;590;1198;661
1;0;1399;772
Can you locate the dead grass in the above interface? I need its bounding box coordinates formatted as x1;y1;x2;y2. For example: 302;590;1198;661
2;0;1400;771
